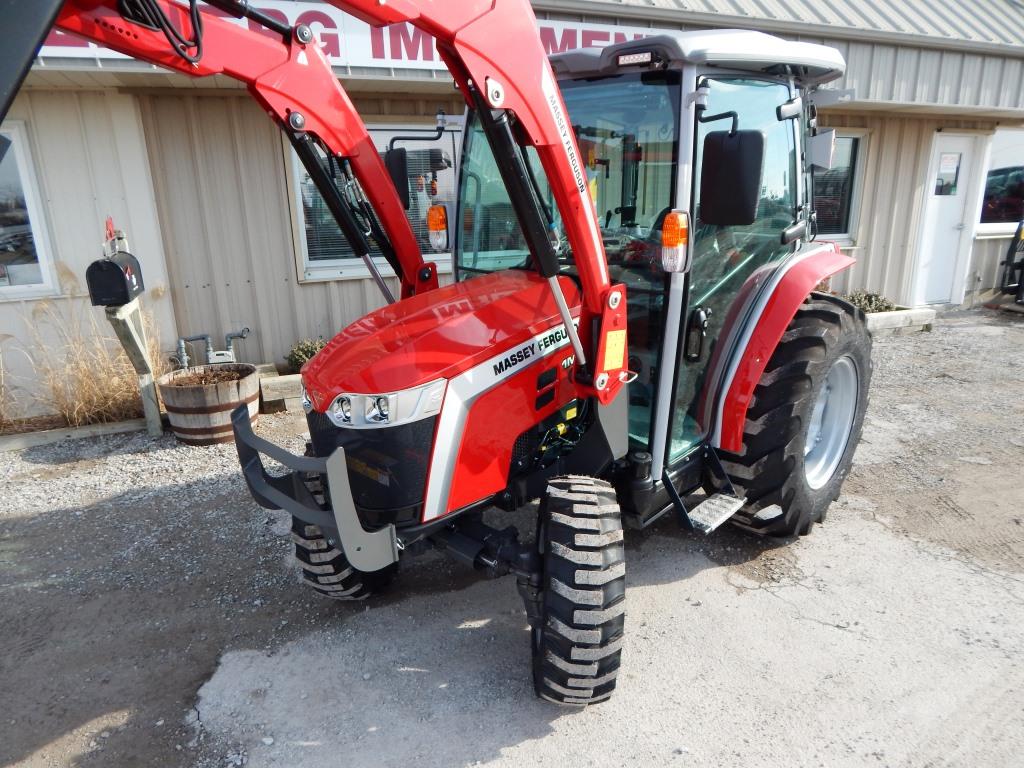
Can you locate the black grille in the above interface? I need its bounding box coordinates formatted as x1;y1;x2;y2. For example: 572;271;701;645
306;411;436;527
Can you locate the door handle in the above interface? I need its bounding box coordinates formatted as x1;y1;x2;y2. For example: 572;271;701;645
684;307;712;362
955;223;966;231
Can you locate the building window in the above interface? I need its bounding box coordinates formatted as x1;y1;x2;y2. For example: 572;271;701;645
0;122;54;297
813;135;862;238
291;125;460;281
980;129;1024;225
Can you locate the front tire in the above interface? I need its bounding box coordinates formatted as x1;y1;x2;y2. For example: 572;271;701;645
292;518;395;600
532;476;626;706
723;294;872;537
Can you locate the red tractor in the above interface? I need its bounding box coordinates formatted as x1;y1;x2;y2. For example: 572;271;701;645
4;1;870;706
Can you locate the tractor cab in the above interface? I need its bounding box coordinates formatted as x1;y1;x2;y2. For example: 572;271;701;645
452;30;846;494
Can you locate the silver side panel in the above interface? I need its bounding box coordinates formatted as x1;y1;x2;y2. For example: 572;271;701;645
650;63;698;481
326;447;399;571
650;272;686;479
597;386;629;460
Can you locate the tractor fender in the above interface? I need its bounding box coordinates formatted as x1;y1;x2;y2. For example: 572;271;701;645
710;242;855;453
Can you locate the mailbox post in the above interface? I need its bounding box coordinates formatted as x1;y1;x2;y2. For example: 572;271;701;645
85;224;163;437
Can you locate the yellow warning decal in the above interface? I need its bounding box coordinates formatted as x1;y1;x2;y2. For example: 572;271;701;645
602;329;626;372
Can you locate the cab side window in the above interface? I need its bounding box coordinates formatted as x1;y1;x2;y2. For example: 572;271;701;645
669;77;798;460
690;78;797;303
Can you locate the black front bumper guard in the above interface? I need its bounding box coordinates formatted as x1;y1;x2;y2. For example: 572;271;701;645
230;405;399;572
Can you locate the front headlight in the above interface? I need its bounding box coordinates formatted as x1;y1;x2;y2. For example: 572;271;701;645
328;395;353;426
325;380;445;428
366;395;392;423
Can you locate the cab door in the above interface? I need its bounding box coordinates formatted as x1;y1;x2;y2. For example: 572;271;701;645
666;77;801;462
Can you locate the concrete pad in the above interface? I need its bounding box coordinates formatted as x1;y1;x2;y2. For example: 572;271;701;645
0;418;150;452
193;509;1024;768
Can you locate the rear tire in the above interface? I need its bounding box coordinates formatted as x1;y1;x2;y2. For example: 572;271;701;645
532;476;626;706
722;294;871;537
292;518;395;600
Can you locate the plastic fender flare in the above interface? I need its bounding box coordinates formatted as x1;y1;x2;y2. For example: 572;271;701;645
713;243;855;453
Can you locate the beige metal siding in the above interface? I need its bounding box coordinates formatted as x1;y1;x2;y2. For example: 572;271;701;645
819;112;1000;305
1;90;175;417
536;0;1024;54
138;93;455;371
806;37;1024;116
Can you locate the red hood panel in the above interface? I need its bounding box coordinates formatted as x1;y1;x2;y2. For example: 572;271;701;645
303;271;580;407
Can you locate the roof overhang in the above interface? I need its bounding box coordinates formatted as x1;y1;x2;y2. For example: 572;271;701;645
550;31;845;86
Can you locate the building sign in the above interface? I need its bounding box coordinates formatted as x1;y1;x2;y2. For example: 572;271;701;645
40;2;655;70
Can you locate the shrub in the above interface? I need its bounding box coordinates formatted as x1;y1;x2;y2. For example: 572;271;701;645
845;290;897;314
286;338;326;373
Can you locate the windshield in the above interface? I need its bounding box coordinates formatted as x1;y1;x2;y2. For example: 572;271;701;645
454;69;682;277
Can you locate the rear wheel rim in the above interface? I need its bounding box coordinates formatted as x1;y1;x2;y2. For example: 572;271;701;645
804;355;859;490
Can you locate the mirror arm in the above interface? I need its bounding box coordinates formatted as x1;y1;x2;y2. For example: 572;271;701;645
697;106;739;135
388;110;448;150
781;220;808;245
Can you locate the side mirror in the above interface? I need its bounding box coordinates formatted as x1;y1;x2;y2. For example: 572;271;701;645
698;130;765;227
384;147;411;210
776;96;802;121
807;128;836;170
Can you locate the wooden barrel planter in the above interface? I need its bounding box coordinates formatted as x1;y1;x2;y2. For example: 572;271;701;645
157;363;258;446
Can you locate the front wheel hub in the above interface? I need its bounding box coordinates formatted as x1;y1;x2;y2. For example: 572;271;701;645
803;355;859;490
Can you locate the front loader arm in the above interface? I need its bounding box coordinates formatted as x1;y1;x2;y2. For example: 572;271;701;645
53;0;436;298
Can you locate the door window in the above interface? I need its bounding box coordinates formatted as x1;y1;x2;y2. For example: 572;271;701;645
668;77;798;461
935;153;962;196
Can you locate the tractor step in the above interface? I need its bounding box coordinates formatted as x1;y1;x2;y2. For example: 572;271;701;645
686;492;745;535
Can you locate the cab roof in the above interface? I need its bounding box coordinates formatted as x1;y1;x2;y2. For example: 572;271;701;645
550;30;846;86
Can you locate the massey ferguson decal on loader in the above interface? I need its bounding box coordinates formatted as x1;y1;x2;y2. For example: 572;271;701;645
4;1;871;706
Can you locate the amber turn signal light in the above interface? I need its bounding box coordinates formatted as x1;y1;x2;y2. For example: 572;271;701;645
427;204;448;252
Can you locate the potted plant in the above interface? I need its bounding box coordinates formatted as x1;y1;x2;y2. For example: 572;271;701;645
157;363;258;446
845;291;936;336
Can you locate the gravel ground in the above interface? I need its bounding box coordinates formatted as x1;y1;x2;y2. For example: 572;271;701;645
1;309;1023;767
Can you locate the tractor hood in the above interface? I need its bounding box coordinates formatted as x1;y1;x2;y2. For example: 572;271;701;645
302;270;580;410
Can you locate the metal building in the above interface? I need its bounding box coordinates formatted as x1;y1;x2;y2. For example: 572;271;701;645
1;0;1022;419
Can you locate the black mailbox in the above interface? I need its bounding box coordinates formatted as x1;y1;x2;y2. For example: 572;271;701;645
86;252;145;307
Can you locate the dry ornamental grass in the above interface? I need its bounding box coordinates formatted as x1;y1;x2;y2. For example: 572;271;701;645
0;338;14;429
24;300;168;428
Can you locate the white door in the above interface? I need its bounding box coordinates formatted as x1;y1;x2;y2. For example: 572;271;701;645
916;134;975;304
